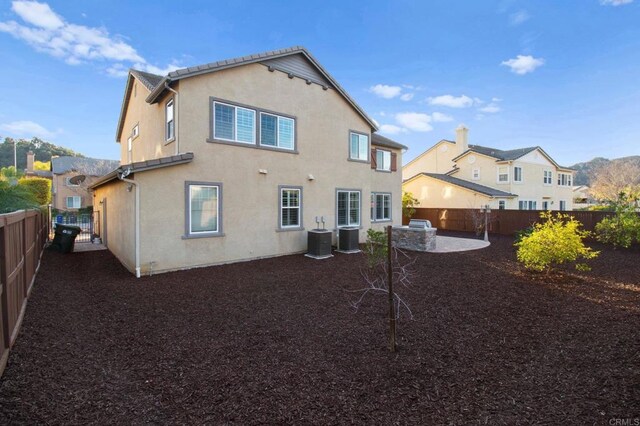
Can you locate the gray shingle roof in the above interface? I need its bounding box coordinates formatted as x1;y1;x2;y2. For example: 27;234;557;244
372;133;407;150
51;157;120;176
90;153;194;189
467;144;538;161
130;69;164;91
419;173;517;197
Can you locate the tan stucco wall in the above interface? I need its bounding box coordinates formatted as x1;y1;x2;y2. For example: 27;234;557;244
402;140;457;180
403;175;501;209
110;62;403;275
93;179;135;272
52;172;102;210
118;79;177;163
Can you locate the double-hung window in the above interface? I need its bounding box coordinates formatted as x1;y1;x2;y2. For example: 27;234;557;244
472;168;480;180
66;196;81;209
349;132;369;161
132;124;139;139
498;166;509;183
280;187;301;228
558;173;572;187
187;183;221;236
559;200;567;211
376;150;391;171
518;200;537;210
260;113;295;150
371;193;391;221
213;101;255;144
166;99;175;141
337;190;360;227
513;166;523;182
543;170;552;185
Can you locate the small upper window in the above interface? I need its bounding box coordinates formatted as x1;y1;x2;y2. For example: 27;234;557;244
558;173;572;186
260;113;295;150
543;170;553;185
472;168;480;180
514;166;523;182
376;149;391;171
132;124;139;139
349;132;369;161
498;166;509;183
213;101;255;144
166;99;175;141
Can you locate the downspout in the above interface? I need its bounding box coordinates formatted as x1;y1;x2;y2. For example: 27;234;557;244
118;168;141;278
164;82;179;156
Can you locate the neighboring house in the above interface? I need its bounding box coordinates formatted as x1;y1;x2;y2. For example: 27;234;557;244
51;156;119;211
403;125;575;210
91;46;406;277
23;151;53;179
573;185;597;209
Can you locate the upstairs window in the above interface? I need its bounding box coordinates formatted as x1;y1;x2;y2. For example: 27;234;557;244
513;166;523;182
337;190;360;227
260;113;295;150
166;99;175;141
558;173;572;186
472;168;480;180
132;124;139;139
349;132;369;161
498;166;509;183
376;149;391;171
213;101;255;144
543;170;553;185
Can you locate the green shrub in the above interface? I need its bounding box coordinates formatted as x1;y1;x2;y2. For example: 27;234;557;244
0;180;39;213
18;177;51;205
363;228;387;269
595;192;640;248
402;191;419;219
515;212;599;273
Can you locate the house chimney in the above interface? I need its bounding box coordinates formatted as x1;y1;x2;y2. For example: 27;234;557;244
456;124;469;155
26;151;35;173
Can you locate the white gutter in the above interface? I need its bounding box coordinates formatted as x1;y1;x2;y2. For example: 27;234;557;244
118;168;141;278
164;82;179;156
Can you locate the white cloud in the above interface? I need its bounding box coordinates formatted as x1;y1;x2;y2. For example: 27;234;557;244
400;93;414;101
1;120;58;138
501;55;545;75
0;1;178;77
491;97;502;102
370;84;402;99
378;124;407;135
479;104;501;113
600;0;633;5
509;10;530;26
431;112;453;122
427;94;474;108
395;112;433;132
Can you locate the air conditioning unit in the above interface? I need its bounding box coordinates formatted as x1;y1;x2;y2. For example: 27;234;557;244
337;227;360;253
305;229;333;259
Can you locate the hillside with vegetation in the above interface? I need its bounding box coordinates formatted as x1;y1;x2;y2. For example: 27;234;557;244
571;156;640;186
0;137;84;170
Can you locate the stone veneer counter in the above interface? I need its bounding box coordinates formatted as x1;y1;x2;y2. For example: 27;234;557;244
391;226;437;252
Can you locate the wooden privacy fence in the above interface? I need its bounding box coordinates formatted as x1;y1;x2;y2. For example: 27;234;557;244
404;208;619;235
0;209;49;377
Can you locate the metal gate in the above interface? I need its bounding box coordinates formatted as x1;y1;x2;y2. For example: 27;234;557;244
52;212;99;243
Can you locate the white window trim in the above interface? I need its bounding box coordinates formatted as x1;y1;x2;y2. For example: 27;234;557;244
557;172;572;187
472;168;480;181
132;123;139;140
376;149;391;171
513;166;523;183
127;136;132;163
279;187;302;229
337;189;361;228
185;182;223;238
66;196;81;209
497;166;510;184
165;98;175;142
518;199;537;210
559;200;567;211
543;170;553;186
259;112;295;151
213;101;256;145
371;192;392;222
498;200;506;210
349;131;369;162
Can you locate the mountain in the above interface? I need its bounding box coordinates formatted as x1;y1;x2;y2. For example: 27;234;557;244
0;137;84;170
570;156;640;186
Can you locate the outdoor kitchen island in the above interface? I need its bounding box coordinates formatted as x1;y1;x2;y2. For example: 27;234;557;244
391;219;437;252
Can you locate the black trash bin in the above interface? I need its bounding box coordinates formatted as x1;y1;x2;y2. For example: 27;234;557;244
50;224;82;253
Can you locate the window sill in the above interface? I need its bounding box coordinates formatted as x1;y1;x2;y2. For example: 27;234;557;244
347;158;370;164
207;138;298;154
164;137;175;146
182;232;225;240
276;227;305;232
371;219;392;223
375;169;392;173
334;226;363;230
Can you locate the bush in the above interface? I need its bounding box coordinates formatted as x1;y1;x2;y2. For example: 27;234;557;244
515;212;599;273
0;180;39;213
18;177;51;205
595;192;640;248
402;192;419;219
363;228;387;269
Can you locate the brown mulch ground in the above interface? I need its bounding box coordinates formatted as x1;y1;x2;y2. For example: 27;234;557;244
0;232;638;424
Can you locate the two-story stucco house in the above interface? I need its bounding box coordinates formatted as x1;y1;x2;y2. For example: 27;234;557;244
51;156;119;211
403;125;575;210
91;46;406;277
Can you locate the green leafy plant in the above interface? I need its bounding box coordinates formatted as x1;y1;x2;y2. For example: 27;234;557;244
363;228;387;269
18;177;51;205
595;192;640;248
515;211;599;274
402;191;419;219
0;180;39;213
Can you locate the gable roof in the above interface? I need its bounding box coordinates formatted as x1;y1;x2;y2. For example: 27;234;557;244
51;156;120;177
115;46;377;143
402;139;455;170
91;153;194;189
372;133;407;150
453;144;574;171
406;173;517;198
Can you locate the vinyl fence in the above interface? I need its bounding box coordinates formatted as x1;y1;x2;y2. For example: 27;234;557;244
404;208;619;235
0;209;49;377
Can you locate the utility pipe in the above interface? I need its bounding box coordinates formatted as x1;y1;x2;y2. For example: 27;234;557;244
164;82;179;156
118;168;140;278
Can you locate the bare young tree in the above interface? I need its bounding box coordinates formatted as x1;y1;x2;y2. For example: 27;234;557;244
590;160;640;202
465;204;496;236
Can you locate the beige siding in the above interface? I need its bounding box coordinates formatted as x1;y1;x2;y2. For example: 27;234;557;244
402;140;457;180
52;172;102;210
403;175;501;209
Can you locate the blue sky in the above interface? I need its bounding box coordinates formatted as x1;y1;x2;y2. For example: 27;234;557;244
0;0;638;166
